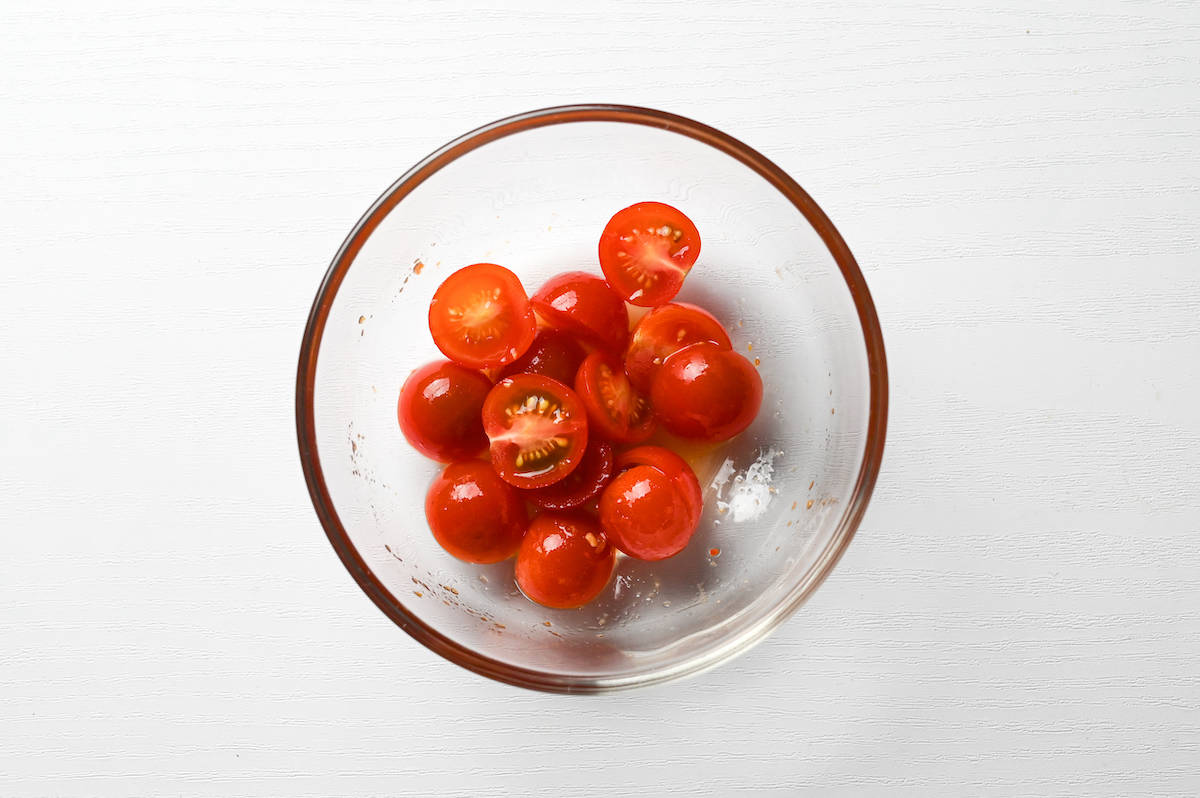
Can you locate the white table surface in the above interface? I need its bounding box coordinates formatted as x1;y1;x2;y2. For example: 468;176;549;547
3;2;1199;795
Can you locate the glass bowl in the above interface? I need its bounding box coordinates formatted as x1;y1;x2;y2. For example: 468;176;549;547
295;105;888;692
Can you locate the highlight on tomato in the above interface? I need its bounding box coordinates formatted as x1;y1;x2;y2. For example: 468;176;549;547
424;460;527;564
650;341;763;442
531;270;630;353
515;512;616;609
397;360;492;462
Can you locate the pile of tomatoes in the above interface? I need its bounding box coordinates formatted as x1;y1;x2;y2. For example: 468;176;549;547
397;202;762;609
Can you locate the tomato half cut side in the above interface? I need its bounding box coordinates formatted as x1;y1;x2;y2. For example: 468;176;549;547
616;445;703;529
497;328;587;386
598;202;701;307
424;460;527;564
599;465;699;561
481;374;588;489
530;271;630;353
428;263;537;369
623;302;732;393
524;438;614;511
574;351;656;444
651;342;763;442
515;513;616;609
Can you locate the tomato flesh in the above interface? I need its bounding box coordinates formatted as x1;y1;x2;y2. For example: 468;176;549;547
650;342;763;441
497;328;586;386
428;263;537;368
624;302;732;393
397;360;492;462
525;438;614;511
599;465;699;561
531;271;629;353
574;351;656;444
598;202;700;307
515;513;616;608
424;460;527;563
482;374;588;489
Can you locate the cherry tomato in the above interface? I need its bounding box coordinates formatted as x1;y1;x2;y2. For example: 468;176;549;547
598;202;701;307
574;351;656;444
481;374;588;489
397;360;492;462
599;465;699;561
651;342;763;441
623;302;732;393
497;328;587;386
524;438;614;511
616;445;703;529
428;263;537;369
531;271;629;353
515;513;615;608
424;461;527;563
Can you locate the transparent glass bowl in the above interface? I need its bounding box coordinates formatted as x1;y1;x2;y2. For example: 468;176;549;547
295;105;888;692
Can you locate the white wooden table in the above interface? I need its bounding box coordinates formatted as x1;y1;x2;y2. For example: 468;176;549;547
3;2;1198;795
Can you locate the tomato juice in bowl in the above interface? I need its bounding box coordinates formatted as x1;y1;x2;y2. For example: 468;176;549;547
296;105;888;692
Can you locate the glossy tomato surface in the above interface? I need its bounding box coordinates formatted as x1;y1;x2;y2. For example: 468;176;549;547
524;438;614;511
424;460;527;563
515;513;616;609
599;465;699;561
397;360;492;462
616;445;703;528
623;302;732;392
650;342;763;442
481;374;588;489
428;263;537;368
574;351;655;444
531;271;629;353
497;328;586;386
598;202;700;307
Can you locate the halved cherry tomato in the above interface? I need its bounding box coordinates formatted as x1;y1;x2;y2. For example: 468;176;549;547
616;445;703;529
424;461;527;563
481;374;588;489
397;360;492;462
428;263;537;369
599;465;699;561
531;271;629;352
497;328;587;386
598;202;700;307
524;438;614;511
574;351;655;444
515;513;615;608
651;342;763;442
623;302;732;393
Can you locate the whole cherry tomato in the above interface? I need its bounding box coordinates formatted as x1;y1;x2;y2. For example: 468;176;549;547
515;513;616;609
397;360;492;462
425;460;527;563
650;342;762;442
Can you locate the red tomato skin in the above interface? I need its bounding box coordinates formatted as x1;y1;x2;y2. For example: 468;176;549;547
623;302;732;393
524;438;615;511
481;374;589;489
424;461;527;564
531;271;630;353
397;360;492;462
650;342;763;442
574;351;656;444
428;263;537;369
497;328;587;386
599;465;699;561
515;513;616;609
615;445;703;528
598;202;701;307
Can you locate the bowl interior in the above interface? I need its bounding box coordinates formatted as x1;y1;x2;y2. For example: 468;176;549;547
302;110;883;690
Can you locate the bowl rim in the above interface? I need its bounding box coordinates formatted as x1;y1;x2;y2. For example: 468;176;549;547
295;104;889;693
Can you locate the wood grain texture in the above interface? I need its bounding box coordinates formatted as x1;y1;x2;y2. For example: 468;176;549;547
2;1;1198;795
